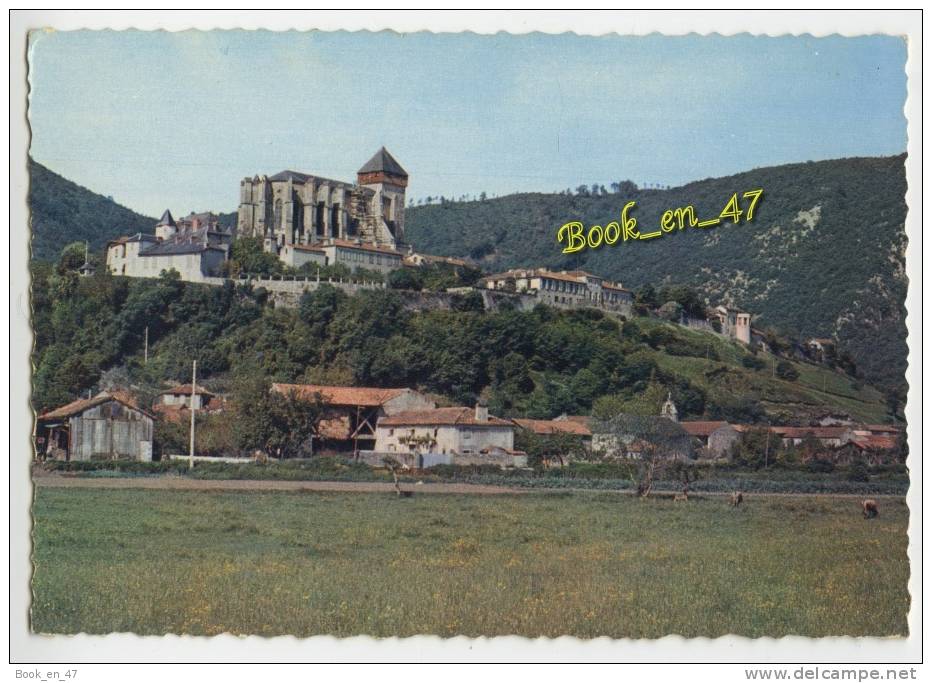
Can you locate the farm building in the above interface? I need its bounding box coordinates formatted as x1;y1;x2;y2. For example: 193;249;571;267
152;384;225;422
768;426;855;449
590;415;693;461
36;392;154;462
157;383;216;410
680;420;741;458
373;403;522;466
512;416;593;450
271;383;435;454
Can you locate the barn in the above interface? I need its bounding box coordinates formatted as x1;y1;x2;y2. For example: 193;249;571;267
36;392;155;462
270;383;436;454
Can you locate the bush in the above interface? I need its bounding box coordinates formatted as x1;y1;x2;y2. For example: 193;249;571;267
806;459;835;474
776;360;800;381
846;461;871;482
742;355;766;370
387;268;423;291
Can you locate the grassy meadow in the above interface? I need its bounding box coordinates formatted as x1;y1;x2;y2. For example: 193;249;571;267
31;488;909;638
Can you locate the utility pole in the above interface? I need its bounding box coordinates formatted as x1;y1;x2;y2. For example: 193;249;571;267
189;360;197;470
144;326;149;365
764;424;771;469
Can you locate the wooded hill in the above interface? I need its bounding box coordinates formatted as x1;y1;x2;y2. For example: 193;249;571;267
31;266;892;426
406;155;909;400
27;158;156;261
27;155;909;404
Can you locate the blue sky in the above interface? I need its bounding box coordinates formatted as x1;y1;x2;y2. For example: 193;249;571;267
28;30;907;217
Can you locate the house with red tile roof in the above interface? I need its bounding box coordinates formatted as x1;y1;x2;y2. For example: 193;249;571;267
679;420;741;458
271;383;434;454
375;403;516;458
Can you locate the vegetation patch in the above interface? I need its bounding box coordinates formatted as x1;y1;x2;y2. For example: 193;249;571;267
31;487;909;638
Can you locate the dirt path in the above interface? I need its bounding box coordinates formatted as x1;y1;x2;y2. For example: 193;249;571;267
31;472;906;499
32;473;526;495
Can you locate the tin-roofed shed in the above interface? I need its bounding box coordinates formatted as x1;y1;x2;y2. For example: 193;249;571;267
37;392;155;462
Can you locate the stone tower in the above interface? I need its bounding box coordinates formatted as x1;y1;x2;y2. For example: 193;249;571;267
661;392;678;422
155;210;177;241
357;147;408;246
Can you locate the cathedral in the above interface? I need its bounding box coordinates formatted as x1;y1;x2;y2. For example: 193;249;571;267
236;147;408;255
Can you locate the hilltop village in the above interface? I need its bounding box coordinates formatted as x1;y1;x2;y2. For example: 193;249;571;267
39;149;902;469
101;147;757;342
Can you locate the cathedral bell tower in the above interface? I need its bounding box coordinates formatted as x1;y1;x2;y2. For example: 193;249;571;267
357;147;408;246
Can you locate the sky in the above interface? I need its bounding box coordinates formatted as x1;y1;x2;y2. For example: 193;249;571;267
27;30;907;218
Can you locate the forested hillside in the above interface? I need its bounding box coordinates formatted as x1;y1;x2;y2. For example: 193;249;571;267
31;264;891;425
27;159;155;260
27;154;909;407
406;155;909;400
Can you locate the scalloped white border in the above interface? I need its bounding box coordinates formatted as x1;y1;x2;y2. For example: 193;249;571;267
8;10;923;667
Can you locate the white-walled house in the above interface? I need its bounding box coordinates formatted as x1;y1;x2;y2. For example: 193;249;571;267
279;243;328;270
106;210;230;282
157;383;215;410
375;404;516;456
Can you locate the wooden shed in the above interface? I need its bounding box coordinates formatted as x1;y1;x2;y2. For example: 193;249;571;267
36;392;155;462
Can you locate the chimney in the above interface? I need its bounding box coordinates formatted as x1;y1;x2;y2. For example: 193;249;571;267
475;401;488;422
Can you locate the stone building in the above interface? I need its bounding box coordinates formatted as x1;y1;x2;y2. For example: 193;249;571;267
157;383;216;410
512;416;593;455
237;147;408;257
107;209;232;282
280;238;405;275
175;211;222;233
806;337;836;362
479;268;633;315
271;383;435;454
680;420;741;459
590;415;693;461
375;404;516;458
712;305;752;345
36;392;154;462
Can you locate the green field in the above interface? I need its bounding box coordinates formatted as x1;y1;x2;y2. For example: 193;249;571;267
31;488;909;638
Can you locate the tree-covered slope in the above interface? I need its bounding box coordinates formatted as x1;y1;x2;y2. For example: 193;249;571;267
406;155;909;398
28;158;156;261
31;268;891;426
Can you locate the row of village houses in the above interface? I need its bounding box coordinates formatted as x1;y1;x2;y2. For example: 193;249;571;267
36;382;902;467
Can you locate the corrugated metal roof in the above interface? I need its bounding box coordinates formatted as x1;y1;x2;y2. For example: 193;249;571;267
38;392;154;421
